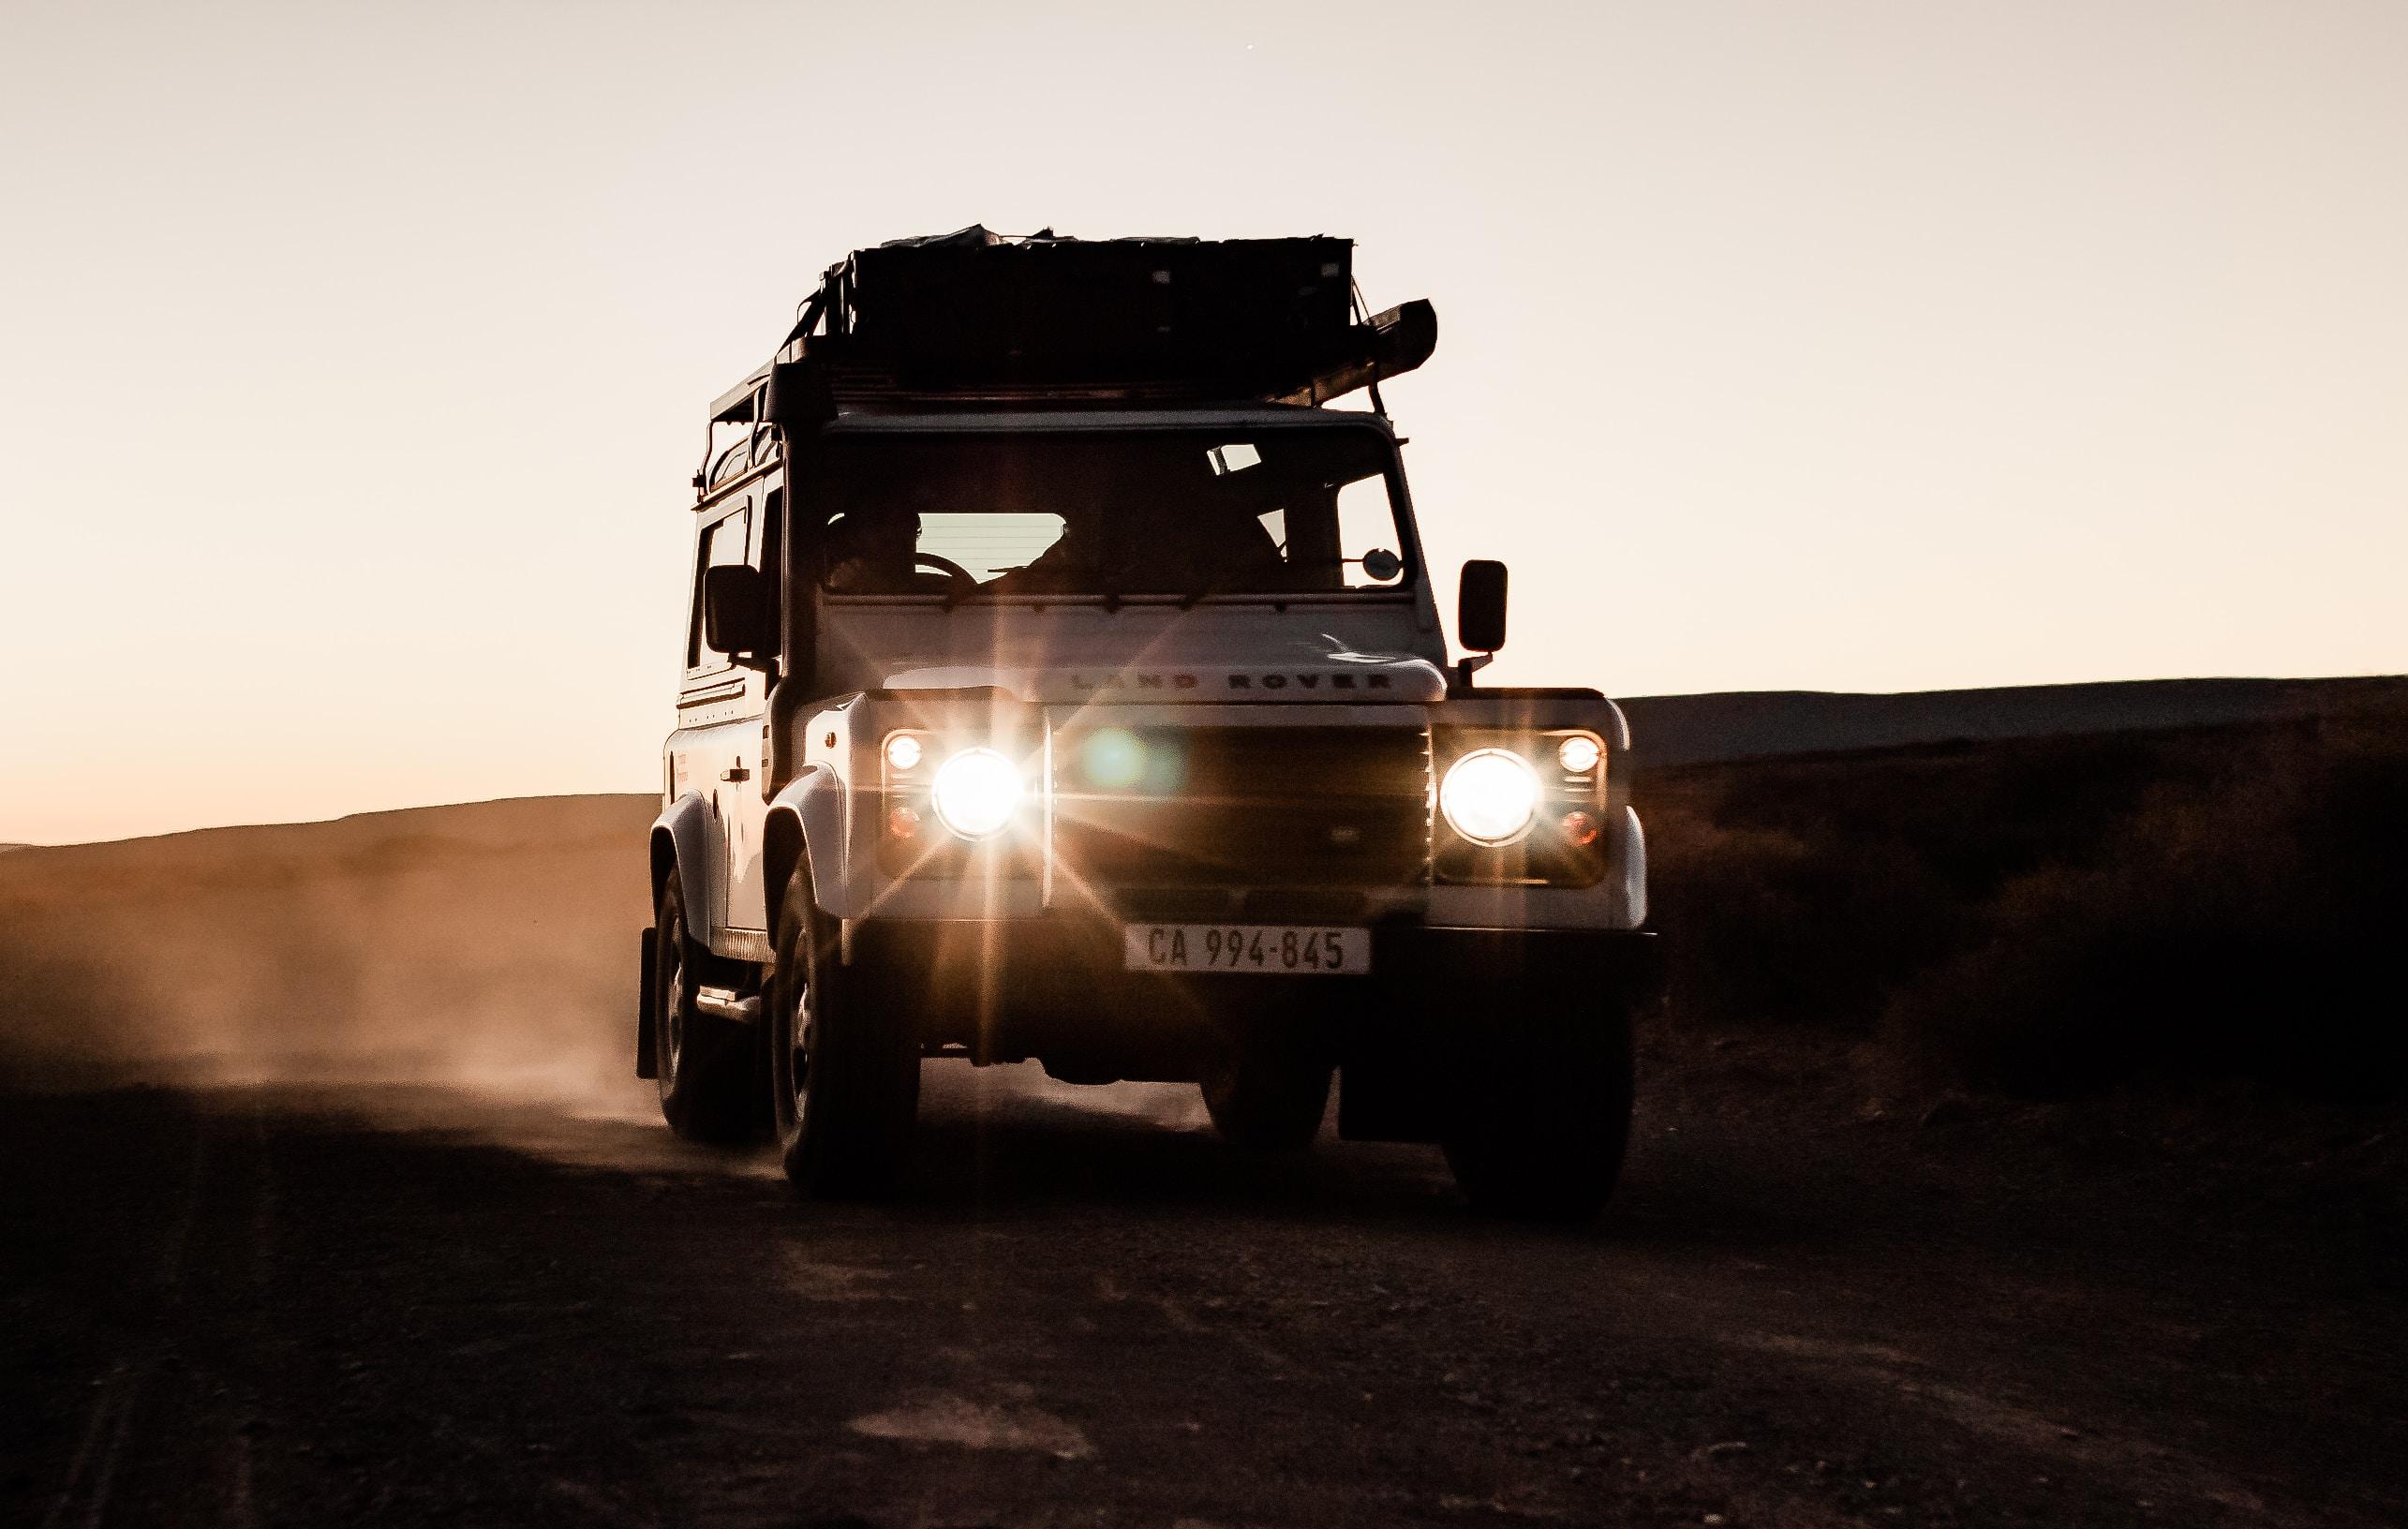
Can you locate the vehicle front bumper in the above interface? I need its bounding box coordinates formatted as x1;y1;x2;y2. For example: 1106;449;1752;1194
847;913;1661;1084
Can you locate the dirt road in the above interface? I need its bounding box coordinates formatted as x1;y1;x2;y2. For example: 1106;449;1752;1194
5;1059;2401;1528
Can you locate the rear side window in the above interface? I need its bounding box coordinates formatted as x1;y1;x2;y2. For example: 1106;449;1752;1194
685;507;751;670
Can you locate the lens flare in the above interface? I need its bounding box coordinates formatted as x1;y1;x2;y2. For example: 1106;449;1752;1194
1080;728;1146;791
930;748;1022;839
1439;748;1540;846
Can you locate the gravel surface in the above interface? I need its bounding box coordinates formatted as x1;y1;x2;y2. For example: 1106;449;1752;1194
5;1058;2401;1528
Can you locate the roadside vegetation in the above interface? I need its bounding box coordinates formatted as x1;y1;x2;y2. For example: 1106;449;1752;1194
1643;705;2408;1102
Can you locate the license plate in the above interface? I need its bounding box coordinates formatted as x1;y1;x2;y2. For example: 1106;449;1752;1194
1122;924;1371;976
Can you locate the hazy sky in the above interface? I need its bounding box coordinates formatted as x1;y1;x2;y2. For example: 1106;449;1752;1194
5;0;2404;843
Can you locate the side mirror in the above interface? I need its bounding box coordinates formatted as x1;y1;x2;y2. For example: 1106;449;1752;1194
702;564;775;660
1458;558;1509;655
1455;559;1508;690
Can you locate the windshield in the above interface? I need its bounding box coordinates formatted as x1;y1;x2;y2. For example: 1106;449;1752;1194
810;424;1409;601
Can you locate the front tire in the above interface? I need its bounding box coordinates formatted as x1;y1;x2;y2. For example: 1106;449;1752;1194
1201;1042;1332;1152
767;872;920;1197
650;870;761;1142
1441;993;1635;1223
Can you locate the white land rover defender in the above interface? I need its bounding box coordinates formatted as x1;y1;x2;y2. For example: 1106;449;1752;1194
639;230;1657;1219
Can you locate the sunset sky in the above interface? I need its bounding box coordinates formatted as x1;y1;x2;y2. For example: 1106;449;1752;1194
5;0;2404;844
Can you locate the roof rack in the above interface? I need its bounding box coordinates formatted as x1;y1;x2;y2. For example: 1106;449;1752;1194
714;228;1435;424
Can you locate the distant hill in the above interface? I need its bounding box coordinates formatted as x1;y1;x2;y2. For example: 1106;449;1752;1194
0;794;657;1093
4;794;652;861
1618;675;2408;767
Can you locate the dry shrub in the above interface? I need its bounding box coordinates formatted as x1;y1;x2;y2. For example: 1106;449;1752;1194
1887;719;2408;1099
1642;711;2408;1100
1648;794;1956;1034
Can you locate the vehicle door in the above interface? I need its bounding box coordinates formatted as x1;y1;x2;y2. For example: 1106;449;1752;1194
672;496;763;943
721;487;783;936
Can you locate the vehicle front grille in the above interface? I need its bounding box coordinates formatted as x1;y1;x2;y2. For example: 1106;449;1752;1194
1049;724;1431;890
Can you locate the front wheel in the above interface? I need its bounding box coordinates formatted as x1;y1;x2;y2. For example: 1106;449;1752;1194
767;873;920;1197
1201;1042;1332;1152
650;870;761;1143
1441;997;1635;1223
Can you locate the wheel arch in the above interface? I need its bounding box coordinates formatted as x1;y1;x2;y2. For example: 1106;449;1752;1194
649;793;717;932
764;763;844;948
641;796;714;1081
763;808;807;949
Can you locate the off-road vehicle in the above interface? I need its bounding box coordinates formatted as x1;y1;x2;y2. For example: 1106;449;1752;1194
639;229;1657;1218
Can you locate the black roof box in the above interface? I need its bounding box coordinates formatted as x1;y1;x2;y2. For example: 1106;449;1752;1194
786;229;1423;402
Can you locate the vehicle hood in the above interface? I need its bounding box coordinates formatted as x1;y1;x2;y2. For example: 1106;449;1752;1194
879;637;1448;705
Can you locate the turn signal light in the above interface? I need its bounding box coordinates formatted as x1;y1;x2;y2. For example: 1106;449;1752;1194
1560;809;1600;847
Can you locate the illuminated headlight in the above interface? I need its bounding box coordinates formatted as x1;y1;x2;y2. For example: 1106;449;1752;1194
929;748;1023;839
1438;748;1541;847
884;733;923;772
1556;734;1602;775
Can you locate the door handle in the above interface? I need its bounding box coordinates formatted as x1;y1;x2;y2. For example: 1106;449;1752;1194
720;764;751;782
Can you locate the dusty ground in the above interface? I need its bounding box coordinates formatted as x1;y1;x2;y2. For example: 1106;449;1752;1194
6;1042;2400;1529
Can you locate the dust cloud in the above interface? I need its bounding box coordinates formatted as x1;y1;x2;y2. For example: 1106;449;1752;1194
0;793;1216;1136
0;795;659;1111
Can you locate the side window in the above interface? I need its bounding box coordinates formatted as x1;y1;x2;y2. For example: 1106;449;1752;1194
706;436;751;488
1256;509;1287;556
758;490;784;655
1249;477;1404;591
685;505;752;671
1206;438;1403;591
1334;475;1405;587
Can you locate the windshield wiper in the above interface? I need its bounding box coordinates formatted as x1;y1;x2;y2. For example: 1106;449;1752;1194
1175;572;1229;611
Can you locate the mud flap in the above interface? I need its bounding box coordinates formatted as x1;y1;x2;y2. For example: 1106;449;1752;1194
635;926;659;1080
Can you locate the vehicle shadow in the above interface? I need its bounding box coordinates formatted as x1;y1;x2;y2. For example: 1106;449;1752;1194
869;1063;1853;1256
219;1064;1882;1259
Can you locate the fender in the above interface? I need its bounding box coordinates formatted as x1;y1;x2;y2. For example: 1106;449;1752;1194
648;793;719;937
1601;699;1644;927
761;763;847;946
1611;806;1648;928
1603;698;1632;755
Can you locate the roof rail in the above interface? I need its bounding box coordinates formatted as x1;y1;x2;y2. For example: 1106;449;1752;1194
708;365;771;424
